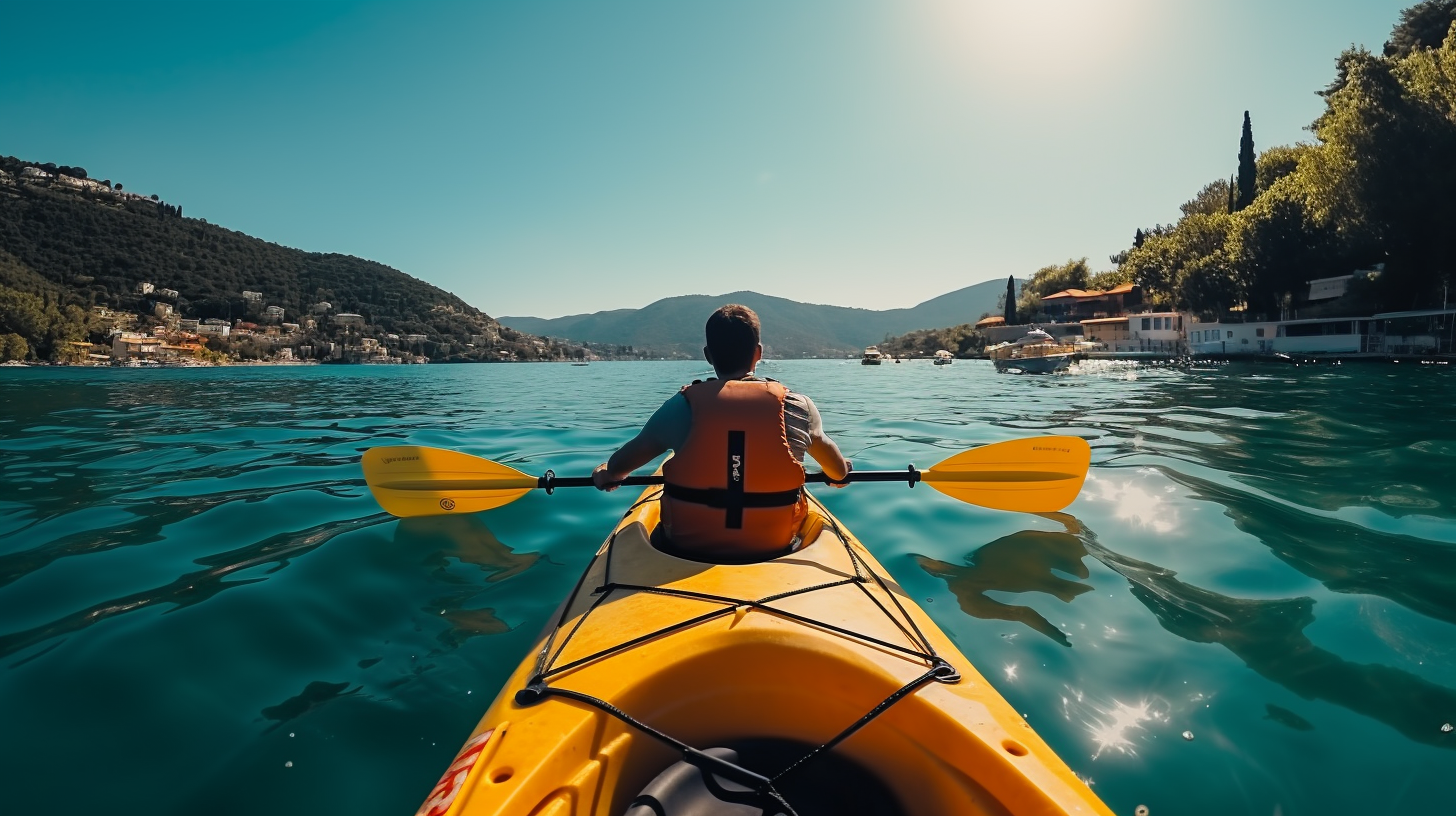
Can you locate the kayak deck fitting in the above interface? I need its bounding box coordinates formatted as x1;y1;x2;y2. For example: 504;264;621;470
416;486;1113;816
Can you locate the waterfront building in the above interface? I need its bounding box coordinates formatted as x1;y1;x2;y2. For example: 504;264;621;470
1187;308;1454;357
1187;320;1279;355
1040;283;1141;322
112;333;162;362
1369;309;1456;355
1080;312;1185;354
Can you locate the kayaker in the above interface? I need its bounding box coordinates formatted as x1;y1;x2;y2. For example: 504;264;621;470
592;304;852;559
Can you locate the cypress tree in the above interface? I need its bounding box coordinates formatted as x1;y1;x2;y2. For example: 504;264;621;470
1003;275;1017;325
1133;228;1145;248
1235;111;1256;211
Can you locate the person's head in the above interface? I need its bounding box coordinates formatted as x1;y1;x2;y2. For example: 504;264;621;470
704;304;762;376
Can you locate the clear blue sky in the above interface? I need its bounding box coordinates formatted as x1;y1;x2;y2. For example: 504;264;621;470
1;0;1411;318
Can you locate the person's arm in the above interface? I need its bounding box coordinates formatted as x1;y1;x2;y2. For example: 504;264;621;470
593;393;686;491
592;433;667;491
802;397;852;486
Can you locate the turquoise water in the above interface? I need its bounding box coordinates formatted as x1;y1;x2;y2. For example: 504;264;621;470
1;360;1453;815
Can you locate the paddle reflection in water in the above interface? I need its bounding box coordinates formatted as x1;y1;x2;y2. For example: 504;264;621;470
392;515;542;649
913;521;1093;647
261;680;362;733
918;512;1456;750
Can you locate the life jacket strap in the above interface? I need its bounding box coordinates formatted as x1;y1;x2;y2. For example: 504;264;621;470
662;483;804;529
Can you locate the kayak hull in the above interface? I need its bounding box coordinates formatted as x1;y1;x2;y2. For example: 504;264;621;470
418;488;1112;816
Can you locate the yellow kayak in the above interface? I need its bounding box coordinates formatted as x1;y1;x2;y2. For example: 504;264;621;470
414;486;1113;816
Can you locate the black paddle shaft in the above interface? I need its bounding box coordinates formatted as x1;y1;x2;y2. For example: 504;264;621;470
538;467;923;493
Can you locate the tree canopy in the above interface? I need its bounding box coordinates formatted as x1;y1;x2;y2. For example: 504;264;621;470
1106;9;1456;318
1385;0;1456;57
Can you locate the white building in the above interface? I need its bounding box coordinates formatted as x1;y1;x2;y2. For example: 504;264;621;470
112;333;162;361
242;290;263;302
137;282;155;295
1080;312;1186;354
265;305;285;319
196;323;231;338
1187;320;1279;355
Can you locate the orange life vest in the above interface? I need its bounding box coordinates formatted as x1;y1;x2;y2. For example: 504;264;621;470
661;378;808;559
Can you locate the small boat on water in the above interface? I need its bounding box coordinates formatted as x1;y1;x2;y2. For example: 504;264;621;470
860;347;884;365
986;329;1076;374
932;350;953;366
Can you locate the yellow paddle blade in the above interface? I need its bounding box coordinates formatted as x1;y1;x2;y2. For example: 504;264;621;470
921;436;1090;513
362;446;538;517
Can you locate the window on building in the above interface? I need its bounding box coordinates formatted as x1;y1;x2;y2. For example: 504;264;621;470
1226;331;1233;339
1142;318;1151;330
1256;328;1265;337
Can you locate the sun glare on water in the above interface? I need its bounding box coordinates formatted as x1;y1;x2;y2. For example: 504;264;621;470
1085;698;1165;759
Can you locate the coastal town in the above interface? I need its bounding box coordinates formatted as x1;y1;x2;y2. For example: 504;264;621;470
971;273;1455;365
76;283;436;366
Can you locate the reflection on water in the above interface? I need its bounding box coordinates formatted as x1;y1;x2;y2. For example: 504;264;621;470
262;680;361;731
1083;531;1456;750
1159;470;1456;626
1264;704;1314;732
919;509;1456;751
0;513;391;662
914;517;1093;646
398;515;541;584
395;516;540;649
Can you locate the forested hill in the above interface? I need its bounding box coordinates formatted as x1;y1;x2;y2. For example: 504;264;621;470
0;154;576;362
500;279;1013;358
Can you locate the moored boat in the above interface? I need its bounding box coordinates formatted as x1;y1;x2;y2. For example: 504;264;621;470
860;347;884;365
932;350;953;365
986;329;1075;374
413;486;1113;816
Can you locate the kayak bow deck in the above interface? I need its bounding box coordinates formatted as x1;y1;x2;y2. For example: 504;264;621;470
417;486;1113;816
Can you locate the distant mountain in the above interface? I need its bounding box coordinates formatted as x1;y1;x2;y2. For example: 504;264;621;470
0;154;581;362
501;279;1016;358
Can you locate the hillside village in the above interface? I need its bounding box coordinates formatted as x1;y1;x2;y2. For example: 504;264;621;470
0;158;619;365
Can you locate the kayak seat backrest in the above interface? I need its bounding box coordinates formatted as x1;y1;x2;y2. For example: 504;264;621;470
647;510;827;566
622;740;908;816
623;747;774;816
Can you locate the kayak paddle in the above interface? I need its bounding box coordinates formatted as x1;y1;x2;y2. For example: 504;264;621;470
362;436;1090;517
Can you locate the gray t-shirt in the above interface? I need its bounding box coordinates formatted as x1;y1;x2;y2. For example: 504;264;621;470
641;382;822;462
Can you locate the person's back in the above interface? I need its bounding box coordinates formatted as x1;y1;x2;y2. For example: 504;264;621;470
593;304;851;560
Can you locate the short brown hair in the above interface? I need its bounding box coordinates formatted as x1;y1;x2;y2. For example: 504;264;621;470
705;304;760;373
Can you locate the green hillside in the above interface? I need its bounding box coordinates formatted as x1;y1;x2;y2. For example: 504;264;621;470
0;154;580;362
501;279;1014;358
